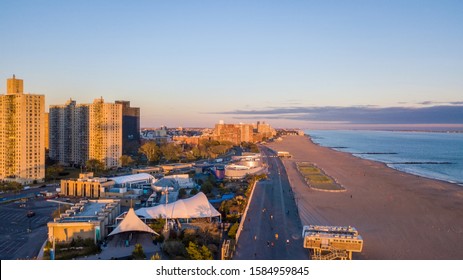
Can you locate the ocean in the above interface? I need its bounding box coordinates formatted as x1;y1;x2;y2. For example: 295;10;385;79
306;130;463;186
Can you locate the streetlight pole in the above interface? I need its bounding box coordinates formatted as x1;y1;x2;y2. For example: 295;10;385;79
164;186;168;232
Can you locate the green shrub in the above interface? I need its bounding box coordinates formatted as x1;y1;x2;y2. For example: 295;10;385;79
228;222;239;239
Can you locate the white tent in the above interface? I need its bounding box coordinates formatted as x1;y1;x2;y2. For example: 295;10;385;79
108;208;159;236
135;192;221;219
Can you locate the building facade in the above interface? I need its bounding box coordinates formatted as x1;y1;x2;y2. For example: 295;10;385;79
49;98;122;169
212;120;276;145
50;99;82;166
44;112;49;151
60;172;115;198
47;199;121;244
115;100;140;156
0;76;45;184
88;98;122;168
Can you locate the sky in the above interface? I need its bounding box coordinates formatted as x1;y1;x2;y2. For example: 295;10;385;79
1;0;462;129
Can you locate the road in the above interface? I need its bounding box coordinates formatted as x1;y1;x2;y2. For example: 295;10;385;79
233;146;309;260
0;185;58;204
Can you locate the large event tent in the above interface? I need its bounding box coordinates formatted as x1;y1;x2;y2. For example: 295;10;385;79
108;208;159;236
135;192;221;220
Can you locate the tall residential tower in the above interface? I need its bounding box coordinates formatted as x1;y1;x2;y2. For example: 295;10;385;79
0;76;45;184
49;98;122;169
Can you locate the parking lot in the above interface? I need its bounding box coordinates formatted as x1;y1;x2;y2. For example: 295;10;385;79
0;198;57;259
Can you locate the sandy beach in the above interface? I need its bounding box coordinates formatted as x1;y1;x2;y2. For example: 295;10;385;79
267;135;463;259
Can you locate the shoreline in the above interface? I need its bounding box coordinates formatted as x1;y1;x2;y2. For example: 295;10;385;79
321;141;463;188
267;135;463;259
309;134;463;187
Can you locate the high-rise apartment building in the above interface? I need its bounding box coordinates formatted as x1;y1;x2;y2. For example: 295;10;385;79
89;98;122;168
49;99;88;166
213;122;241;144
255;121;277;142
49;98;122;169
212;121;275;145
115;101;140;156
0;76;45;184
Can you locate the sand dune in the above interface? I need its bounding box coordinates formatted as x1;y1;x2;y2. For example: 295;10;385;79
267;135;463;259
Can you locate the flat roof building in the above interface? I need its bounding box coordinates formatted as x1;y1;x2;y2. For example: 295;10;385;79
60;172;115;198
47;199;121;244
60;172;155;199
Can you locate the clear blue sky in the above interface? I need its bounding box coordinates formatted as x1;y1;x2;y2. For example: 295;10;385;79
1;0;462;128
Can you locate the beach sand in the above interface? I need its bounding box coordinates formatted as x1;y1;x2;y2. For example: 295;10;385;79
267;135;463;259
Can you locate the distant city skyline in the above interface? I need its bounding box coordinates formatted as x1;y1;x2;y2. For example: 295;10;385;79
1;1;462;129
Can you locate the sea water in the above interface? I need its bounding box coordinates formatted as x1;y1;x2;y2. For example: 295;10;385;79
306;130;463;185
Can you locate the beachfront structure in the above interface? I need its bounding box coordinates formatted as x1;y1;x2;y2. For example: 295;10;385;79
108;208;158;237
225;152;266;179
47;199;120;244
49;98;122;169
0;76;45;184
277;151;292;158
135;192;221;222
302;225;363;260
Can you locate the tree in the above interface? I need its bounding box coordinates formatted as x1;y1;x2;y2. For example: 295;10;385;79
191;146;201;159
149;216;166;233
86;159;105;173
200;245;213;260
186;242;203;260
190;188;199;196
160;143;182;162
46;164;64;181
200;181;213;194
186;242;214;260
228;222;239;239
162;240;186;259
0;181;23;193
132;243;146;259
139;141;160;163
150;253;161;260
119;155;134;167
178;188;187;199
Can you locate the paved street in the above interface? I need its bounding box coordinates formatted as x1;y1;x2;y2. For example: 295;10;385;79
234;146;309;260
0;199;56;259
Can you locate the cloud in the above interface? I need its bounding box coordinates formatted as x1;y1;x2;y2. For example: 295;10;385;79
210;105;463;124
417;101;463;106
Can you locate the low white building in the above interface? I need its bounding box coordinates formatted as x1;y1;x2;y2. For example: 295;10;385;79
109;173;155;188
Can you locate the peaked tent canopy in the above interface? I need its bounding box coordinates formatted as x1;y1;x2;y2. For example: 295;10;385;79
135;192;221;219
108;208;159;236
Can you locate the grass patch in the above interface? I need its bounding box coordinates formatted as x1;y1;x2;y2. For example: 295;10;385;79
297;162;344;191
